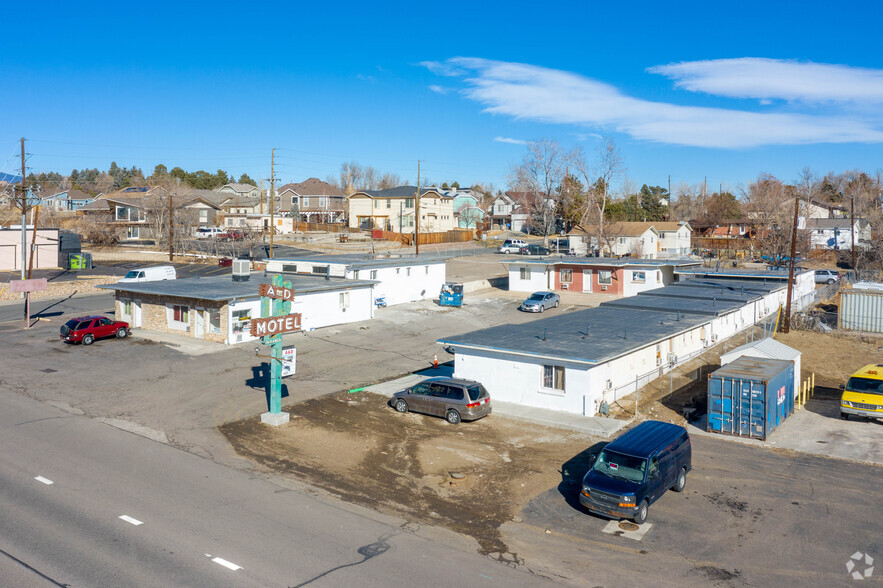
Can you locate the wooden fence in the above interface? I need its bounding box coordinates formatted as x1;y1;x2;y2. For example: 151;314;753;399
379;229;474;246
298;221;351;233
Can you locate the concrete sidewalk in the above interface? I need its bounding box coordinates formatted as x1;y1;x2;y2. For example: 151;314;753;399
129;329;227;356
363;369;629;438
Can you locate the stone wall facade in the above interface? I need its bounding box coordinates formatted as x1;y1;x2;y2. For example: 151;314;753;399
115;292;229;344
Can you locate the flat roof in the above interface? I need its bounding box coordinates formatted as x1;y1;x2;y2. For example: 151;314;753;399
438;306;708;366
675;268;813;280
640;285;764;304
600;294;745;317
503;257;702;268
98;273;376;302
671;278;786;295
267;254;448;269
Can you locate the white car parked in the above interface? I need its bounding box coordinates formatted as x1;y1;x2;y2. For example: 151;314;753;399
195;227;225;239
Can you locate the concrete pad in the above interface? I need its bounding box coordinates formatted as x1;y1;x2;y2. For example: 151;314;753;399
260;411;290;426
363;371;628;438
601;519;653;541
130;329;226;356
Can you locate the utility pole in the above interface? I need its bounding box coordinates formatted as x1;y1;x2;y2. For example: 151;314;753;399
415;160;421;255
783;195;800;333
667;175;671;221
19;138;27;286
168;187;174;262
270;148;276;258
850;193;856;275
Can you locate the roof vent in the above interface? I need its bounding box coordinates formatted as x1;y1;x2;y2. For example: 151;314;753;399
232;259;250;282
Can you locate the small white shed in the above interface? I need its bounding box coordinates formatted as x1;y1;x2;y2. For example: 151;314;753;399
720;338;801;401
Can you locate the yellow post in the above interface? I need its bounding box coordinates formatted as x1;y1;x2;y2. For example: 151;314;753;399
811;373;815;397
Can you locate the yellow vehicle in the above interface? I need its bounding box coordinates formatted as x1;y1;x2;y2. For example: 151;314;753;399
840;364;883;420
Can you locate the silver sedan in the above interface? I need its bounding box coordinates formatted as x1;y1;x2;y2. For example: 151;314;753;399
520;291;560;312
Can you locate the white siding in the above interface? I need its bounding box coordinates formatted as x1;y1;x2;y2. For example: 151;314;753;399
508;264;548;293
351;263;446;306
622;269;664;297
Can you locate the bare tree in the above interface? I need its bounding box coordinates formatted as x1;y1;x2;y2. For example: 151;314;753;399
743;173;797;264
509;138;564;239
567;136;625;255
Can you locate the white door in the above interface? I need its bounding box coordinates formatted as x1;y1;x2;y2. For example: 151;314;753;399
194;309;205;338
582;269;592;293
132;300;142;327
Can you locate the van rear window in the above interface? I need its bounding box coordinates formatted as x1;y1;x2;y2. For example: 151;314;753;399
467;384;488;401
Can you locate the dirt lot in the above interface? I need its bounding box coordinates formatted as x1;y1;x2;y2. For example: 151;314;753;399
220;391;590;559
0;275;119;301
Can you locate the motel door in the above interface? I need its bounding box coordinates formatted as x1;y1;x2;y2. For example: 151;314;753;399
194;308;205;338
132;300;142;328
582;269;592;293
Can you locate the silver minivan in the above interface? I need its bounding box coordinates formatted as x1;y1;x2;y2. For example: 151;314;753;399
391;377;491;424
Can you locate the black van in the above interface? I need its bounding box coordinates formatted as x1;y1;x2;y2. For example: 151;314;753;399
579;421;691;524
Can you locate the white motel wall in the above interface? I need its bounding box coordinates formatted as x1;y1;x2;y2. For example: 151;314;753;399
227;286;374;344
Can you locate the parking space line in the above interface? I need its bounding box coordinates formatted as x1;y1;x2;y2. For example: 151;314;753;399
34;476;54;485
211;557;242;571
118;515;143;526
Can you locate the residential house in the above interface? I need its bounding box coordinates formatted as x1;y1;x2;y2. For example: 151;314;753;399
431;187;483;229
277;178;346;223
217;182;261;199
653;222;693;257
100;270;377;345
348;186;456;233
42;188;93;212
79;186;221;242
568;222;660;258
488;193;516;230
438;278;787;417
794;198;847;228
505;258;703;296
265;254;446;306
804;217;871;250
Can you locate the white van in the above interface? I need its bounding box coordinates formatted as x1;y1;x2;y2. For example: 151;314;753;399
195;227;225;239
118;265;177;283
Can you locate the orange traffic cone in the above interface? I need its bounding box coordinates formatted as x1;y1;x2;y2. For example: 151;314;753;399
433;354;438;369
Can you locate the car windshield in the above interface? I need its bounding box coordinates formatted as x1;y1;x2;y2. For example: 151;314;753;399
846;377;883;395
123;270;139;279
593;450;646;482
528;294;544;301
467;383;488;401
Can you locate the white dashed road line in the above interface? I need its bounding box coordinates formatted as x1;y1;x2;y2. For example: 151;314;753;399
118;515;144;526
34;476;54;485
211;557;242;571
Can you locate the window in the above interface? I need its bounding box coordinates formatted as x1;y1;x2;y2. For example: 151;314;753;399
199;210;208;222
561;268;573;283
599;270;613;285
121;300;132;318
520;266;530;280
632;271;646;283
231;308;251;335
339;292;350;310
353;270;360;279
405;198;414;208
386;199;391;209
370;270;378;280
543;365;565;391
127;226;140;239
291;196;298;206
619;237;626;244
374;199;380;209
209;309;221;334
173;305;189;324
311;265;329;275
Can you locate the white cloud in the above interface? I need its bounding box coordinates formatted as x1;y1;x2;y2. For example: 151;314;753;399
648;58;883;103
493;136;528;145
425;57;883;148
428;85;453;95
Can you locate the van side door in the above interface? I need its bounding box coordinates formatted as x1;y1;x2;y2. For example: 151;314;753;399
407;383;431;414
645;455;666;503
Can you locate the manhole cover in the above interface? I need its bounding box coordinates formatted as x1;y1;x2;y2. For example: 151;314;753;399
41;368;58;373
450;472;465;480
619;521;639;532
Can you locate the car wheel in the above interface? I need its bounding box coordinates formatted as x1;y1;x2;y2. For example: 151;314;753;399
82;334;94;346
841;412;849;420
672;468;687;492
633;500;648;524
445;410;461;425
827;279;835;284
394;399;408;413
116;328;128;339
504;250;510;254
554;300;559;308
539;305;545;312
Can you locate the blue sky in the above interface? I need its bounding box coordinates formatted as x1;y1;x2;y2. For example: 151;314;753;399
3;1;882;196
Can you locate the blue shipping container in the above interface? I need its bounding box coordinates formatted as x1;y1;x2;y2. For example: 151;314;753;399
707;356;794;440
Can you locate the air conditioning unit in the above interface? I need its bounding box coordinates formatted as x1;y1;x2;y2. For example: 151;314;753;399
710;334;719;343
656;356;663;366
561;283;568;290
601;285;608;291
605;379;613;391
667;353;677;365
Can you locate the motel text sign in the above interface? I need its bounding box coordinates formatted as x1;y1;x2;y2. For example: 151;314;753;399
250;313;302;338
258;283;295;301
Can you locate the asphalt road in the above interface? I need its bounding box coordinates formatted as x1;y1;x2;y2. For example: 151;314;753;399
0;389;546;587
0;292;116;324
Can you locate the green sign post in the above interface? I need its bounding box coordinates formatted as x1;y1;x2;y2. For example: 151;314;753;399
256;274;296;426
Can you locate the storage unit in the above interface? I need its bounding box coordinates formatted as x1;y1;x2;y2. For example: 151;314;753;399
839;286;883;334
720;338;801;402
707;357;794;440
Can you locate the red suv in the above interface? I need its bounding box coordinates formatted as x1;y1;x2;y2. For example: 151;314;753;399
60;316;130;345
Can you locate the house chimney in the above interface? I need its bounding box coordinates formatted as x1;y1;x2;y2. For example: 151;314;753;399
232;259;250;282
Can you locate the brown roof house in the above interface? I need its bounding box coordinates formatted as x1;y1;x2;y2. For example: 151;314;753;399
277;178;345;223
